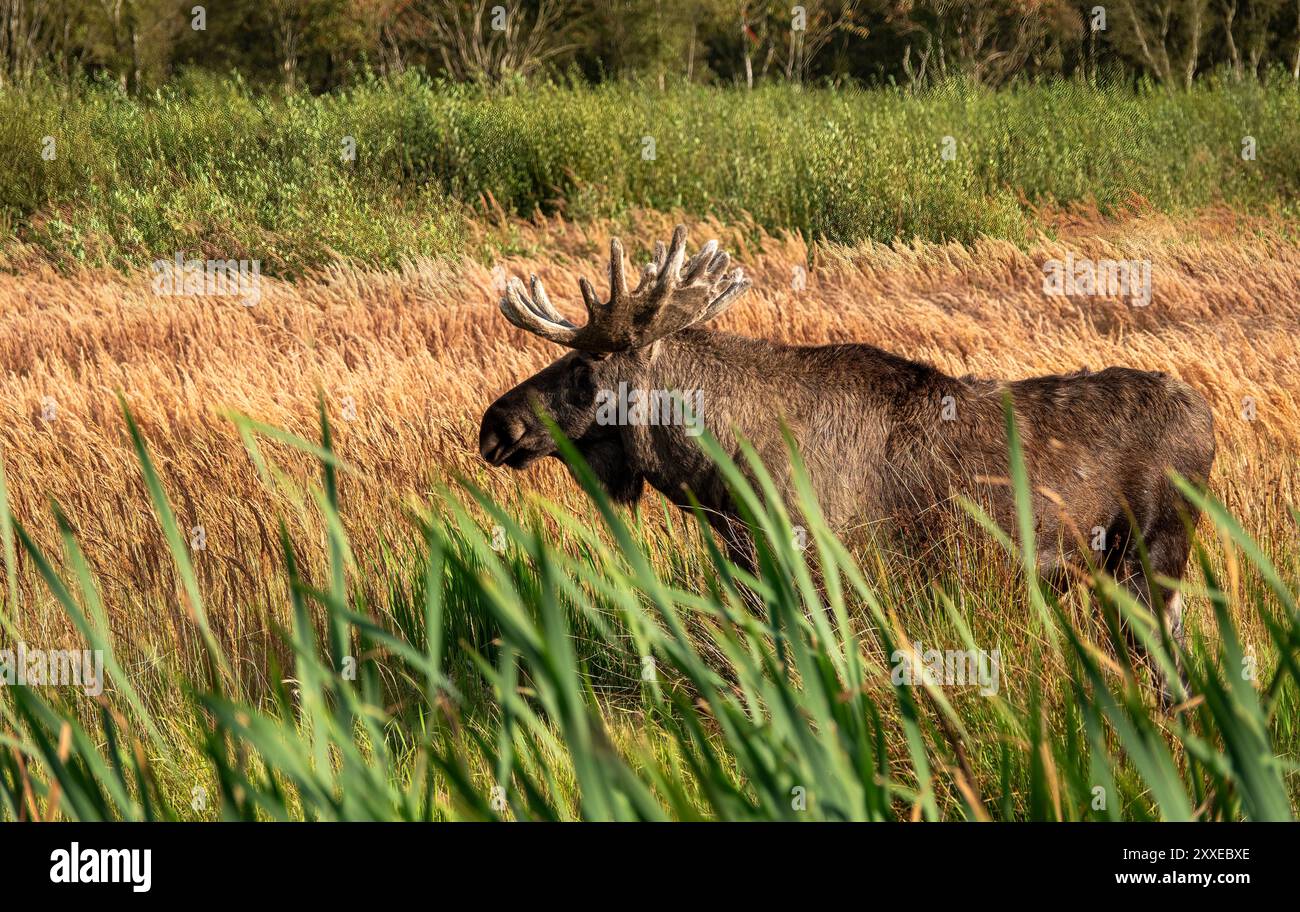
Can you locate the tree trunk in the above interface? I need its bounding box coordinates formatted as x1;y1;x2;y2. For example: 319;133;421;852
686;22;694;83
1222;1;1241;80
742;18;752;89
129;19;140;92
1182;0;1204;89
1294;1;1300;80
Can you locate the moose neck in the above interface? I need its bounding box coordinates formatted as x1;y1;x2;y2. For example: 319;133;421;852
612;328;956;523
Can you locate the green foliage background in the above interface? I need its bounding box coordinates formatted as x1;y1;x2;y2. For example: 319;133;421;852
3;74;1297;273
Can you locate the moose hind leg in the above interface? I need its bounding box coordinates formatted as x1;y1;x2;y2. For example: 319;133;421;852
1142;505;1196;653
1117;519;1194;706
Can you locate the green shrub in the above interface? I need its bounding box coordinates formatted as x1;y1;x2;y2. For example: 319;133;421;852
1;73;1297;273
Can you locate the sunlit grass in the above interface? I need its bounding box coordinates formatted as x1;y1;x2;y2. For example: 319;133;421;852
0;399;1295;821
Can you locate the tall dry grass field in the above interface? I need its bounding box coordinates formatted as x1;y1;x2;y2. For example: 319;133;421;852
3;210;1298;709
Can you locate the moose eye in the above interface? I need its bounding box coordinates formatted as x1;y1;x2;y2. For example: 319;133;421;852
569;360;593;389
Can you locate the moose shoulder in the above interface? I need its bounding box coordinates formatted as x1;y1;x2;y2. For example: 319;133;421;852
479;226;1215;676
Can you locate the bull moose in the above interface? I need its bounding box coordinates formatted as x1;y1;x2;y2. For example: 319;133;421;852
479;226;1215;697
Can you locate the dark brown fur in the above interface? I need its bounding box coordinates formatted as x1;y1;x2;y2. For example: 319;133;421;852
480;232;1216;699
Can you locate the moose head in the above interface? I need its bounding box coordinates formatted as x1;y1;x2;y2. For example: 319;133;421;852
478;226;751;503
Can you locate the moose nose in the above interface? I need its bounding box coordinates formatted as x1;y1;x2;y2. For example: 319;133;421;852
479;417;525;467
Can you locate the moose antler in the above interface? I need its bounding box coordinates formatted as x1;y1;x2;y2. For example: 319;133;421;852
499;225;750;352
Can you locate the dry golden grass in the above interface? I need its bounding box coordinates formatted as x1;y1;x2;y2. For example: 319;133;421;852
2;210;1297;685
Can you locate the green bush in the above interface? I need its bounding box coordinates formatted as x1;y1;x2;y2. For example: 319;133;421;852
1;73;1297;273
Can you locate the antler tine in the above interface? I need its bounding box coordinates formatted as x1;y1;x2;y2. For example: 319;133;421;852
705;249;730;278
633;258;657;294
682;239;719;284
500;276;578;343
608;237;629;302
700;268;750;321
669;264;750;329
528;275;567;323
653;225;689;296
